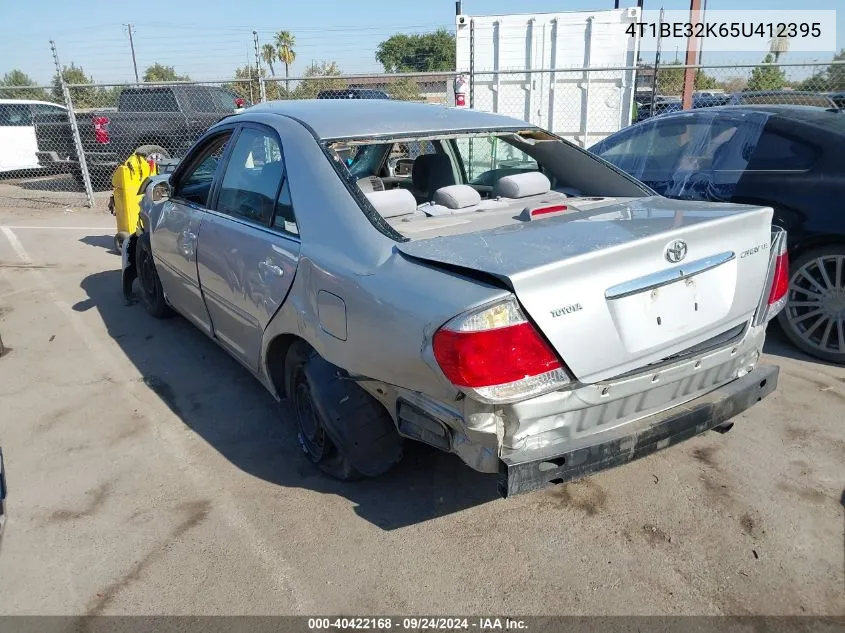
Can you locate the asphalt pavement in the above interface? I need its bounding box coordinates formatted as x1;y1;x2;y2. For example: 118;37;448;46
0;206;842;615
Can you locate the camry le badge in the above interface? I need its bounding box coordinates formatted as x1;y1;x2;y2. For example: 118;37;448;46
665;240;688;263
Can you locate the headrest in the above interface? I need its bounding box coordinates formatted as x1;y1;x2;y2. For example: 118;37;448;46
494;172;551;199
364;189;417;218
433;185;481;210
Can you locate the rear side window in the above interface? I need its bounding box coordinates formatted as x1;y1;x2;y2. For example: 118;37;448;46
119;88;178;112
217;127;284;225
0;104;33;126
746;131;817;171
184;87;237;113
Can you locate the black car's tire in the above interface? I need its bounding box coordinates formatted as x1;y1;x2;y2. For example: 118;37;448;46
285;341;402;481
135;234;173;319
777;245;845;364
134;145;170;163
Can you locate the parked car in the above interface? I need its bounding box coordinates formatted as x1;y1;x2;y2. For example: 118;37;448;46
637;93;731;120
726;91;837;108
317;88;390;100
827;92;845;109
635;95;681;121
590;105;845;363
122;100;783;497
0;99;67;173
33;85;246;187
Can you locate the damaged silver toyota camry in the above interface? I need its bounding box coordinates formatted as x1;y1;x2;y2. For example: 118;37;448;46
123;100;786;496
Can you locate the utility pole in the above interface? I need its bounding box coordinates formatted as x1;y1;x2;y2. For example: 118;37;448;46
681;0;702;109
126;24;139;84
253;30;266;102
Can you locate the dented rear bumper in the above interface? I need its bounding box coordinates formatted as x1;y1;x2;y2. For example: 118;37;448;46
498;364;778;497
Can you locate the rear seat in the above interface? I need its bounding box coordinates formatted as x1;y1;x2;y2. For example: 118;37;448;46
365;173;573;223
419;172;568;216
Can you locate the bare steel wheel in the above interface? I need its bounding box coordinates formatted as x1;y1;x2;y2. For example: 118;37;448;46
778;247;845;364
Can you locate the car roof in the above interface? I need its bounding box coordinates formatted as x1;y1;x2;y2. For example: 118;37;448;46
0;98;66;107
245;99;535;140
648;105;845;133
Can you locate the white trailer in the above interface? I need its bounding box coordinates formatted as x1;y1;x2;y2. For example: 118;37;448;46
453;7;641;148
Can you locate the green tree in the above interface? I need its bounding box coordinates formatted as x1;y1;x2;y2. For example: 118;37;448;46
747;53;786;91
293;61;346;99
798;49;845;92
0;69;49;101
143;63;190;82
275;31;296;93
376;29;456;73
261;43;277;76
387;77;422;101
51;63;98;108
656;62;718;95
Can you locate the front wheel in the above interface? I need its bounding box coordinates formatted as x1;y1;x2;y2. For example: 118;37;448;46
136;235;173;319
777;246;845;364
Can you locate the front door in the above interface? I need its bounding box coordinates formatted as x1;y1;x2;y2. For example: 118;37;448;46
196;124;300;371
151;130;233;334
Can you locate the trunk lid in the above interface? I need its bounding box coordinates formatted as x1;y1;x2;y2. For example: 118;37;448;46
397;196;774;383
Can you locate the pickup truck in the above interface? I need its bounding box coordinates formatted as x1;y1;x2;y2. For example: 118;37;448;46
34;84;245;187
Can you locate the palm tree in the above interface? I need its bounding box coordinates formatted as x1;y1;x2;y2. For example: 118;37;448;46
275;31;296;94
769;36;790;62
261;43;276;76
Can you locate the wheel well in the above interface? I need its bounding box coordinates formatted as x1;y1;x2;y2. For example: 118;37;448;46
789;235;845;261
265;333;303;400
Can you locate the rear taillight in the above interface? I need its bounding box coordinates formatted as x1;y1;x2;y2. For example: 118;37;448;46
432;298;570;403
234;97;245;109
759;232;789;324
92;116;110;144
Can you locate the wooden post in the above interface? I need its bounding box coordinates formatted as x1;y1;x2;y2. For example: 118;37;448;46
682;0;702;110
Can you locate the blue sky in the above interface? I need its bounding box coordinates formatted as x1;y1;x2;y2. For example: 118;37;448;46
1;0;842;84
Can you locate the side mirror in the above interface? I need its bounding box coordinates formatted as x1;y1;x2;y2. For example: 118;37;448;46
151;181;171;203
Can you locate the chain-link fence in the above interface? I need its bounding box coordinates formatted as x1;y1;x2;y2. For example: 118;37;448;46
1;62;842;209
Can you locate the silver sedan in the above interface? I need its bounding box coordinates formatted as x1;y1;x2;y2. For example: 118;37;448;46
123;100;784;496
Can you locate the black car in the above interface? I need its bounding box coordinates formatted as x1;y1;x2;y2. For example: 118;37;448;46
316;88;391;100
590;105;845;363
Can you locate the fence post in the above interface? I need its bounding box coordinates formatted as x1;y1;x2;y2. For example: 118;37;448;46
50;40;95;208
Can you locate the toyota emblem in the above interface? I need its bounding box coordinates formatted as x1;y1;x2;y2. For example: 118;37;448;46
665;240;688;263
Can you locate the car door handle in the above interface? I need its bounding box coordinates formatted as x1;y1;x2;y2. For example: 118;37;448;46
258;260;284;280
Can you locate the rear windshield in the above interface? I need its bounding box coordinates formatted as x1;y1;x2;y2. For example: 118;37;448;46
326;131;648;240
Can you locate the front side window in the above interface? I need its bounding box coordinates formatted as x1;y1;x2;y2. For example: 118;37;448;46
173;132;232;206
216;127;283;225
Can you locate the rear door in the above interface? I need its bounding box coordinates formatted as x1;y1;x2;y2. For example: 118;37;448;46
197;123;299;371
152;129;234;334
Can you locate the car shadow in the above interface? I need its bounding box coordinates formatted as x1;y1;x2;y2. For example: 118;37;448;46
763;323;844;369
79;235;118;253
78;268;499;530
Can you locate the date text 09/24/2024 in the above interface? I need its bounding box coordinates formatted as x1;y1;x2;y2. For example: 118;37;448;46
307;618;528;631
